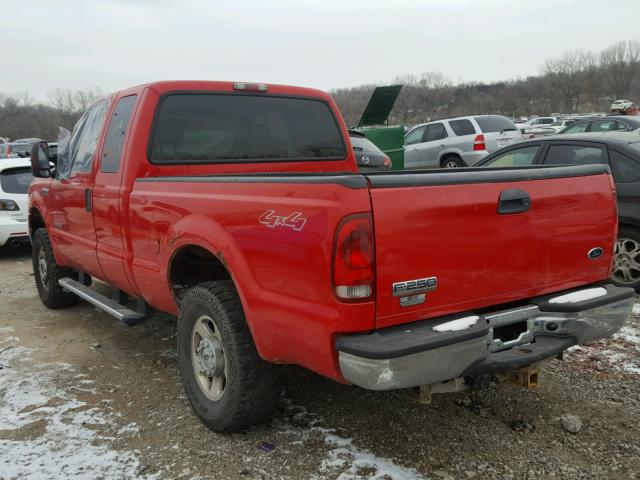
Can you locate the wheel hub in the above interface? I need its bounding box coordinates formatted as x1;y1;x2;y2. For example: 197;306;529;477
38;250;48;286
618;254;631;268
196;337;224;377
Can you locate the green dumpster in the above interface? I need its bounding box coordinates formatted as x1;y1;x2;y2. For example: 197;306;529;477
353;85;405;170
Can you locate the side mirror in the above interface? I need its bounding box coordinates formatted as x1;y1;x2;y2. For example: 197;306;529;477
30;141;51;178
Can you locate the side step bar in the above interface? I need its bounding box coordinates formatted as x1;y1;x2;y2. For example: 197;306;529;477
59;277;145;326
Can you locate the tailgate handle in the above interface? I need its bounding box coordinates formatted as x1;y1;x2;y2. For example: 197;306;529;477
498;189;530;214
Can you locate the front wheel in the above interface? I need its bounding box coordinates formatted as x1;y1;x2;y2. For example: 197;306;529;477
177;281;280;432
612;226;640;290
32;228;78;309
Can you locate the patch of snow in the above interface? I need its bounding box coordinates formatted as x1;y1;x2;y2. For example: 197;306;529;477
0;338;156;479
548;287;607;304
118;422;140;436
565;322;640;377
277;399;424;480
320;434;425;480
633;303;640;315
432;315;479;332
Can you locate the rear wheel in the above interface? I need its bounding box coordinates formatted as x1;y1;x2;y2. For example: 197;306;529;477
32;228;78;308
177;281;280;432
612;226;640;290
441;155;465;168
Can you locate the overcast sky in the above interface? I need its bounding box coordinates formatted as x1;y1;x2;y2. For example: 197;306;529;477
2;0;639;101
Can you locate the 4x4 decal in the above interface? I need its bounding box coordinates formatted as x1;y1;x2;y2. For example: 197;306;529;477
259;210;307;232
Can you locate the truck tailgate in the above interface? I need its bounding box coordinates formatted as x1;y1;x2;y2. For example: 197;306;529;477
367;165;616;329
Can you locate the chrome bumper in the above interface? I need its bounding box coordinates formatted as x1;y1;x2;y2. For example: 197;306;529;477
337;284;634;391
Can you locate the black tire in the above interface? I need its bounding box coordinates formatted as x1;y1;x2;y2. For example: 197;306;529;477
32;228;78;309
177;281;281;432
441;155;466;168
611;226;640;290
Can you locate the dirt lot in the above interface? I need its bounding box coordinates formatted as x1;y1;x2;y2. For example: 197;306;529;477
1;248;640;480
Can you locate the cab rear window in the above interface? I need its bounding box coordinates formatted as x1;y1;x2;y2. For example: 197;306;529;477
149;94;346;164
1;167;33;194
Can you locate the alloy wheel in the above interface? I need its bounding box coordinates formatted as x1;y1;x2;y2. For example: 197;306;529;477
613;237;640;285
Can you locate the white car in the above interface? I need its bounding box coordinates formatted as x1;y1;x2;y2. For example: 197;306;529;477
515;116;560;133
0;158;32;250
547;118;580;133
611;99;634;112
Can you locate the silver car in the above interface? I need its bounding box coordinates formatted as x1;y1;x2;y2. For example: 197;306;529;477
404;115;523;169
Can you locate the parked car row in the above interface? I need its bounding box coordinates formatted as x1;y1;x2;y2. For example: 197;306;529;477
404;115;523;168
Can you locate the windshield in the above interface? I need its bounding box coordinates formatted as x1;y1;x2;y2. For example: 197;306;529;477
149;94;346;163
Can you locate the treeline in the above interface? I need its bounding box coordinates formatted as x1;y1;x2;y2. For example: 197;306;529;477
1;40;639;139
0;88;102;141
332;39;640;127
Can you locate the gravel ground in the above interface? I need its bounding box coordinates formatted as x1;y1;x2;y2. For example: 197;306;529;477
1;247;639;480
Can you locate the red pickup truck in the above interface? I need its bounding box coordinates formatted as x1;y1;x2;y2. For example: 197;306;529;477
28;81;634;432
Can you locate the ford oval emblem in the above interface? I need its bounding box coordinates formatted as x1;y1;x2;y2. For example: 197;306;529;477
588;247;604;259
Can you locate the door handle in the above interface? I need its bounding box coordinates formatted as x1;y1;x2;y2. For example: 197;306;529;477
439;144;446;148
84;188;92;213
498;189;530;214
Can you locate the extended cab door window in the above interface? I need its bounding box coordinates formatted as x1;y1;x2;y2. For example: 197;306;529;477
101;95;137;173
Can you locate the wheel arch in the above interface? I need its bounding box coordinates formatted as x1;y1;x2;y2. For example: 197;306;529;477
439;151;464;167
163;215;264;356
29;206;46;239
618;218;640;232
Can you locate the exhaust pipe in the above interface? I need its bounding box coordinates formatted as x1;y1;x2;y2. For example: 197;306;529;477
9;238;22;248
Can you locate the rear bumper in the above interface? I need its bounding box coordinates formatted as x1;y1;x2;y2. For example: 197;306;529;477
336;284;634;391
0;216;29;247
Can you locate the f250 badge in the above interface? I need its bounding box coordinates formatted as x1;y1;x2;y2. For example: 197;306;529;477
392;277;437;297
393;276;437;307
259;210;307;232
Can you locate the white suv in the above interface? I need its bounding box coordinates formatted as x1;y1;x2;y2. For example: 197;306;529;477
404;115;522;169
0;158;31;250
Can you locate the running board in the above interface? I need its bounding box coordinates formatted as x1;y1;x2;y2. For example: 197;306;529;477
59;277;145;326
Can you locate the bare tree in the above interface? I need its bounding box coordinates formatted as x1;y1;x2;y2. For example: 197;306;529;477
47;87;103;127
600;40;640;99
542;50;594;113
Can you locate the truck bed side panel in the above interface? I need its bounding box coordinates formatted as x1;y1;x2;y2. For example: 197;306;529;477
128;176;373;381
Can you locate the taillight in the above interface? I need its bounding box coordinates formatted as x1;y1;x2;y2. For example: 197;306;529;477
332;213;374;301
473;134;486;151
383;156;392;169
